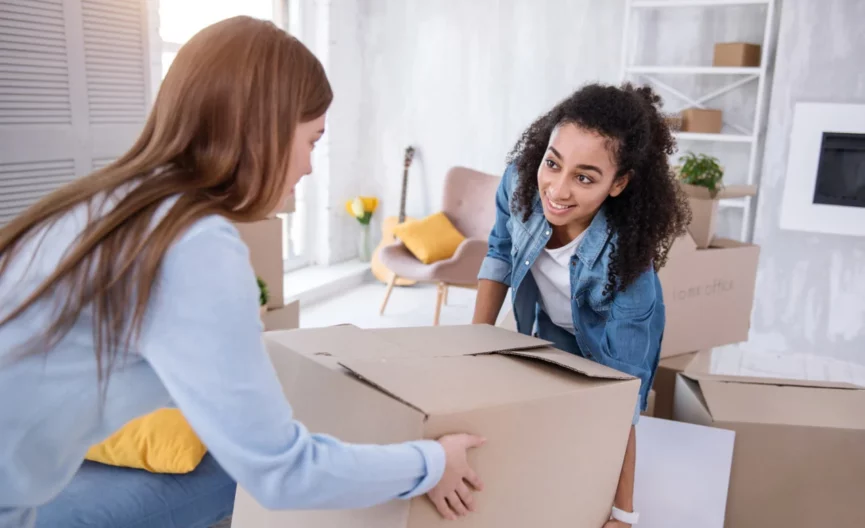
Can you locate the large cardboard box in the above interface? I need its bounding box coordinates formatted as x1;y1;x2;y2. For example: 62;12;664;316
235;217;301;331
231;324;641;528
713;42;761;67
235;217;284;309
641;389;656;417
651;351;698;419
658;235;759;358
680;183;757;249
262;299;299;331
681;108;722;134
280;192;296;215
673;350;865;527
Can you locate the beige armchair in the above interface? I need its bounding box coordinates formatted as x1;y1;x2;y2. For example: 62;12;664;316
378;166;500;325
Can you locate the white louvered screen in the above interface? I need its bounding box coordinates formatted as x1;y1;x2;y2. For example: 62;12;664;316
0;0;71;126
82;0;147;125
0;0;150;226
91;156;115;170
0;159;76;225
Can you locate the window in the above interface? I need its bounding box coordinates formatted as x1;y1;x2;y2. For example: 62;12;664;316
158;1;278;66
156;0;310;271
157;0;282;79
277;179;309;273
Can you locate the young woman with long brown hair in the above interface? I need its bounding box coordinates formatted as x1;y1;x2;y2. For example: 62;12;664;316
0;17;483;527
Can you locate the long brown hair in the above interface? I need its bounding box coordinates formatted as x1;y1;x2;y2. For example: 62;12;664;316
0;17;332;384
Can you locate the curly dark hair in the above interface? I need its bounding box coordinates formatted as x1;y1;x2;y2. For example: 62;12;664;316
508;82;691;297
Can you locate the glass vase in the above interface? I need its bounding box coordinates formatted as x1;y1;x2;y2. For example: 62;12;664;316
358;223;372;262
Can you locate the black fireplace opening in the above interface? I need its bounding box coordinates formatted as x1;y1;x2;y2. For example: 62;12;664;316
812;132;865;208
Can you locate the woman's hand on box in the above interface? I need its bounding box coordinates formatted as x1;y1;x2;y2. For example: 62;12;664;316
427;434;486;520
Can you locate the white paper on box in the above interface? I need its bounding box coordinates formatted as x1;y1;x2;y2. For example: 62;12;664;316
634;416;734;528
710;344;865;387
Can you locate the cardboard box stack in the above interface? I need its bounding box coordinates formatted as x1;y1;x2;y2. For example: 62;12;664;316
656;233;759;358
679;183;757;249
232;324;641;528
656;173;865;523
651;352;698;420
234;198;299;331
641;389;656;417
673;350;865;527
652;179;760;432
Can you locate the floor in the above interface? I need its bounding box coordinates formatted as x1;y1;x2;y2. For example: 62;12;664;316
300;280;485;329
284;259;370;307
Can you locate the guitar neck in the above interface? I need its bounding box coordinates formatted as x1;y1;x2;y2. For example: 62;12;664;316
398;165;409;223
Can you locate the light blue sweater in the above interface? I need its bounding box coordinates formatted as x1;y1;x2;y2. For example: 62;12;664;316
0;203;444;527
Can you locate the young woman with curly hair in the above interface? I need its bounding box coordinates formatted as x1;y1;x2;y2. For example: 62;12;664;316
473;82;691;527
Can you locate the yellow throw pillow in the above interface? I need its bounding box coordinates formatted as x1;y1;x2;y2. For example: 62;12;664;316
392;212;466;264
85;408;207;474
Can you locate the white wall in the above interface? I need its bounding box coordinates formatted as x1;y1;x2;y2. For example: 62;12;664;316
749;0;865;363
356;0;625;224
350;0;767;242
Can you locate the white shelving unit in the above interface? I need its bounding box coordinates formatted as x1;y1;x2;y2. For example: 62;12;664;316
620;0;777;243
627;66;761;75
632;0;770;8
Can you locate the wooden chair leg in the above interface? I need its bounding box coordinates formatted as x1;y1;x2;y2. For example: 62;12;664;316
442;284;449;305
433;282;446;326
380;273;398;315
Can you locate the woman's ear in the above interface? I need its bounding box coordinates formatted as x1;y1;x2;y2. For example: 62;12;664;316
609;170;632;198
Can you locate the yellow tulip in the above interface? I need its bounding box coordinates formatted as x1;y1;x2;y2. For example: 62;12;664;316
350;197;365;218
361;196;378;214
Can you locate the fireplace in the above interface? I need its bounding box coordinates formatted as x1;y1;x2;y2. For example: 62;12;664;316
812;132;865;209
780;103;865;236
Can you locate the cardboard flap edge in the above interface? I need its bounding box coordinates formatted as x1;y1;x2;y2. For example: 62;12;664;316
367;324;553;357
667;232;699;257
716;184;758;199
494;348;637;381
681;182;758;201
683;351;863;390
682;370;862;390
337;359;429;416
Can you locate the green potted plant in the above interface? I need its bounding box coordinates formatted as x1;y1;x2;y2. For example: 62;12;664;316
676;152;725;196
257;276;269;319
674;151;756;249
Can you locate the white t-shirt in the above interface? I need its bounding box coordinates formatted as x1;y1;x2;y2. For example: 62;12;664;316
530;231;587;334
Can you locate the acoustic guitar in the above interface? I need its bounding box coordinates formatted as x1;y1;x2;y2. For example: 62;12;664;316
371;146;417;285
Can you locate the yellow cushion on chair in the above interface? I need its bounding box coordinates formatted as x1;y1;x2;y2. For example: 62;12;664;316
392;212;466;264
85;408;207;474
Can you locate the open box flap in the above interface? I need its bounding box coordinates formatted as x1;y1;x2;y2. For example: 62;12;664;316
708;238;757;250
683;349;864;390
681;183;758;201
667;233;699;258
265;325;416;361
666;233;757;259
366;324;551;357
493;346;635;380
339;352;636;416
693;378;865;430
271;324;634;416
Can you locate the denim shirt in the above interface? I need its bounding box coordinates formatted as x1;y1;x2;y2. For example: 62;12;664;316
478;164;664;411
